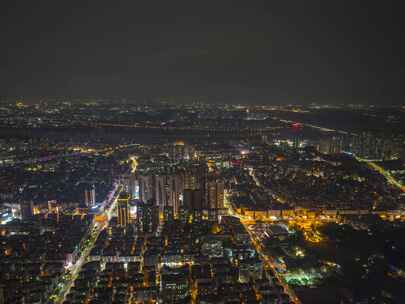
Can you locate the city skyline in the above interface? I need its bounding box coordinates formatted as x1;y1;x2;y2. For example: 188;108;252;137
0;102;405;303
1;2;405;304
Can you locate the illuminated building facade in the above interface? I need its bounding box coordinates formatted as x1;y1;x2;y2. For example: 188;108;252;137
155;174;184;219
136;162;210;220
184;162;208;192
183;189;203;220
117;192;130;227
20;201;34;220
138;175;155;203
207;180;225;220
172;140;186;161
319;136;344;154
238;258;263;283
160;265;190;301
137;200;159;234
84;184;96;207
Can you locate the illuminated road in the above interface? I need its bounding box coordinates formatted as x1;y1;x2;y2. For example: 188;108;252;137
248;168;286;204
50;154;140;303
49;184;123;304
357;157;405;193
241;220;301;304
224;191;301;304
224;154;404;304
274;118;404;192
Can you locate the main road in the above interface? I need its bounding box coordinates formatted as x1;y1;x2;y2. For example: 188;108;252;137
49;182;123;304
50;155;140;303
356;156;405;193
224;190;301;304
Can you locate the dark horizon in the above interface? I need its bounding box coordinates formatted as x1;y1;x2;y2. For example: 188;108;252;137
1;1;404;104
1;95;405;107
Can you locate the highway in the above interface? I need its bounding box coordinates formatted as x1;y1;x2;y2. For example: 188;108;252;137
49;183;123;304
357;157;405;193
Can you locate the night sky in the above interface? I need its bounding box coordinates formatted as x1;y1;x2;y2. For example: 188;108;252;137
1;1;404;104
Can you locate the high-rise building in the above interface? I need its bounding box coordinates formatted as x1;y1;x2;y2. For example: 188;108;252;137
291;122;303;149
136;161;208;222
207;180;225;220
401;149;405;166
172;140;185;161
318;136;343;154
47;200;58;213
163;205;174;222
84;185;96;207
154;173;184;219
137;200;159;234
183;189;203;221
130;175;139;199
184;162;207;191
0;284;4;304
117;192;130;228
20;201;34;220
160;266;190;301
184;162;208;211
138;175;156;203
178;205;188;223
349;132;391;160
120;173;131;193
238;258;263;283
121;173;139;199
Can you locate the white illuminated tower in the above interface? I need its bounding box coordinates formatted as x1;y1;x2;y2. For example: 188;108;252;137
84;184;96;207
